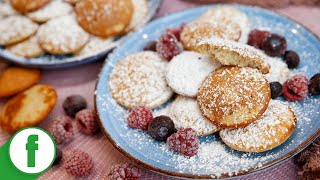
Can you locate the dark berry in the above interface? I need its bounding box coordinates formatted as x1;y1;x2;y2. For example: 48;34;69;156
156;31;182;61
127;105;153;130
247;29;271;49
261;33;287;57
309;73;320;95
283;74;309;101
147;115;176;141
270;82;283;99
143;41;157;51
283;50;300;69
167;128;199;157
53;147;63;166
63;95;87;117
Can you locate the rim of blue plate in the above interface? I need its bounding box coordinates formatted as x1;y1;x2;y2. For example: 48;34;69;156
0;0;162;69
94;4;320;179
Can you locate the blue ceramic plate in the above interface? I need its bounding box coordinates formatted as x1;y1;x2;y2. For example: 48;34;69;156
0;0;161;69
95;5;320;179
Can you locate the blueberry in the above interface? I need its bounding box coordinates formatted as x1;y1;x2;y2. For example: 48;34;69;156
309;73;320;95
143;41;157;51
63;95;87;117
147;115;176;141
53;147;62;166
270;82;283;99
283;50;300;69
262;34;287;57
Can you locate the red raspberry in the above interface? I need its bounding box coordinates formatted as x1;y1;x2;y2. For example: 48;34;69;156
247;29;271;49
166;23;186;41
283;74;309;101
76;109;99;135
108;163;142;180
127;105;153;130
65;149;93;177
156;31;182;61
49;116;74;145
167;128;199;157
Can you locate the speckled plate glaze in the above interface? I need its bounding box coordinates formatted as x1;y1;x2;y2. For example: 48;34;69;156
0;0;161;69
95;5;320;179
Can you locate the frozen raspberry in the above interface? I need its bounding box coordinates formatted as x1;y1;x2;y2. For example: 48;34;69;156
76;109;99;135
49;116;74;145
309;73;320;95
108;163;142;180
53;147;63;166
127;105;153;130
156;31;182;61
261;33;287;57
63;95;87;117
147;115;176;141
143;41;157;51
166;23;186;41
283;74;309;101
247;29;271;49
167;128;199;157
65;149;93;177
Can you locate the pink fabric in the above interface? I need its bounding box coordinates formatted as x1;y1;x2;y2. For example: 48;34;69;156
0;0;319;179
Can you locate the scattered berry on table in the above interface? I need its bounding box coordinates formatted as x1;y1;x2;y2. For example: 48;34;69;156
270;82;283;99
283;50;300;69
127;105;153;130
53;147;63;166
309;73;320;95
283;74;309;101
247;29;270;49
64;149;93;177
143;41;157;51
76;109;99;135
261;33;287;57
167;128;199;157
49;116;74;145
108;163;142;180
147;115;176;141
63;95;87;117
166;23;186;41
156;31;182;61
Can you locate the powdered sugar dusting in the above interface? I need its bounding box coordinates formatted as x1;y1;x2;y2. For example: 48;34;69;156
166;51;221;97
169;96;219;136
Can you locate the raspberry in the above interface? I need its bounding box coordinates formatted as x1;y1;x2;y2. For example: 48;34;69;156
53;147;63;166
143;41;157;51
63;95;87;117
127;105;153;130
166;23;186;41
167;128;199;157
156;31;182;61
65;149;93;177
147;115;176;141
108;163;142;180
76;109;99;135
283;74;309;101
247;29;271;49
49;116;74;144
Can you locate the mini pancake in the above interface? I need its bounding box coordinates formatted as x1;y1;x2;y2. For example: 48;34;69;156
109;51;173;109
197;66;271;128
220;100;296;152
